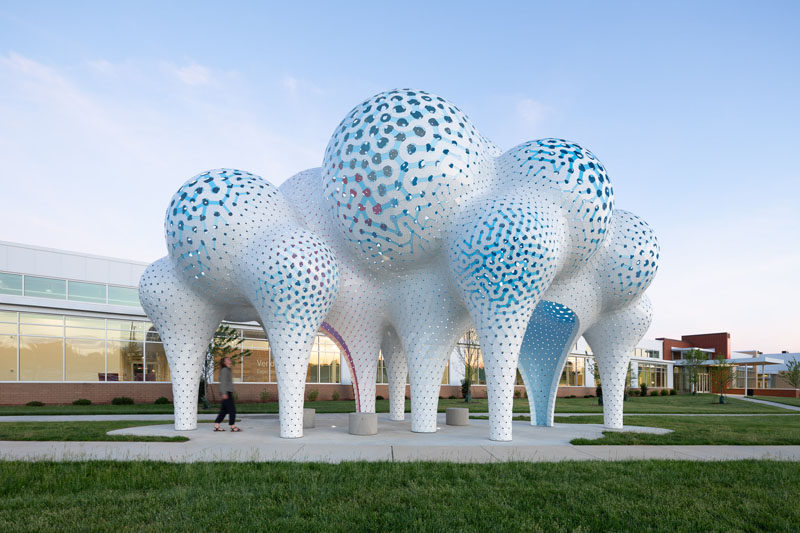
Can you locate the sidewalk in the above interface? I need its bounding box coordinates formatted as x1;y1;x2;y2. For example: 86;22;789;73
738;396;800;412
1;413;799;463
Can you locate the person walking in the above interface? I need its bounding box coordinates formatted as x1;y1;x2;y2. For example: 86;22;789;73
214;357;241;432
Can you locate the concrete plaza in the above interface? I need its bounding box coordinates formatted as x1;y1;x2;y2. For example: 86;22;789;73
2;412;800;463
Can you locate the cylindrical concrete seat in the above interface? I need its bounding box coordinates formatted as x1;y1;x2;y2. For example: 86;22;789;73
303;408;316;429
348;412;378;435
446;407;469;426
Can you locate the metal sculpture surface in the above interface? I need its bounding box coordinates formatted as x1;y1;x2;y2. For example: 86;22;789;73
139;89;660;441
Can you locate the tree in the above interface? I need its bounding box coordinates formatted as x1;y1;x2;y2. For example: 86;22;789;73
780;358;800;390
456;329;482;403
711;354;736;404
683;348;708;395
200;324;252;407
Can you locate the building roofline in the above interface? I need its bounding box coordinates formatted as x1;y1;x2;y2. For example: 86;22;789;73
0;240;152;266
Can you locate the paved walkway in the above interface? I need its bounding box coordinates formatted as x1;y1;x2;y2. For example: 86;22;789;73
1;413;800;463
738;396;800;411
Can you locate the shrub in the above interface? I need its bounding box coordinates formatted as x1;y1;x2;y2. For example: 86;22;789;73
629;390;639;397
514;389;521;399
567;395;576;399
72;398;91;405
439;395;445;399
154;396;171;404
26;401;44;407
331;391;340;401
584;394;593;398
660;389;668;396
595;386;602;397
112;396;134;405
448;395;457;400
376;395;384;401
650;390;659;397
670;389;677;395
259;389;272;403
640;384;648;397
307;389;319;402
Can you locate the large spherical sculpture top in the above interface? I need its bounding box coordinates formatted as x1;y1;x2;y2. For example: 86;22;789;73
322;89;499;269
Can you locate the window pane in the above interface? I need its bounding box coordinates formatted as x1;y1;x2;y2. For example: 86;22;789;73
20;336;62;381
106;340;143;381
20;313;63;326
107;286;140;306
106;329;145;341
307;338;320;383
243;340;269;382
0;323;16;334
320;347;340;384
67;281;106;303
65;327;105;339
576;357;585;386
0;273;22;296
65;317;105;328
65;339;105;381
0;335;17;381
145;342;170;381
0;310;16;322
242;328;266;340
20;325;63;336
24;276;66;299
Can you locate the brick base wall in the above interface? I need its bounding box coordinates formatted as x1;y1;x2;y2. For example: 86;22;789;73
0;383;587;405
0;383;174;405
727;388;800;398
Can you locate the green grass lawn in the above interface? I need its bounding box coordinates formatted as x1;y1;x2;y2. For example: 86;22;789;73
559;414;800;445
752;395;800;408
1;460;799;531
0;393;787;416
0;421;187;442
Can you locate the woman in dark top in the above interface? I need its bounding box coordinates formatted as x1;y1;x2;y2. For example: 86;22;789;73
214;357;241;432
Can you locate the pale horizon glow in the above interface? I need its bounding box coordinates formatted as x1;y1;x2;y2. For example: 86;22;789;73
0;1;797;352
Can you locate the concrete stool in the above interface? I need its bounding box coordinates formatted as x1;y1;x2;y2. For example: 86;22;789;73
348;412;378;435
446;407;469;426
303;408;316;429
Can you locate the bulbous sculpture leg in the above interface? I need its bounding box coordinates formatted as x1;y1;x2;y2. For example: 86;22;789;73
584;296;653;429
382;327;408;421
518;301;580;427
138;258;226;431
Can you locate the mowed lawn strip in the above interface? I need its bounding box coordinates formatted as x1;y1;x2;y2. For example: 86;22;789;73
752;395;800;408
0;394;788;416
0;421;187;442
1;460;799;531
558;414;800;445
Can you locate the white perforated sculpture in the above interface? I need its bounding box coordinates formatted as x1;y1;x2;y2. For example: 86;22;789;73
139;89;659;441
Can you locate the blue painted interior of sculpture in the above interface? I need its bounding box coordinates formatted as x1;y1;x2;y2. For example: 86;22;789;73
518;300;580;426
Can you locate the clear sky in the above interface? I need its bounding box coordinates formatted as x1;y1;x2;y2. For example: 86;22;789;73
0;1;797;352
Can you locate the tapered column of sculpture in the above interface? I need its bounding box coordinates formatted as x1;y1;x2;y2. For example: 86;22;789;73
381;327;408;421
448;199;564;441
518;301;580;427
138;257;226;430
327;323;382;414
583;296;653;429
238;228;339;438
391;270;469;433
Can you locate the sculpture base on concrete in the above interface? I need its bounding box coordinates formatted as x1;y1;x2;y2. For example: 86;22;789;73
303;408;316;429
446;407;469;426
348;413;377;435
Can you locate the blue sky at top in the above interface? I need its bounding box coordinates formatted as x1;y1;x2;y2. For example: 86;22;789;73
0;1;797;351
